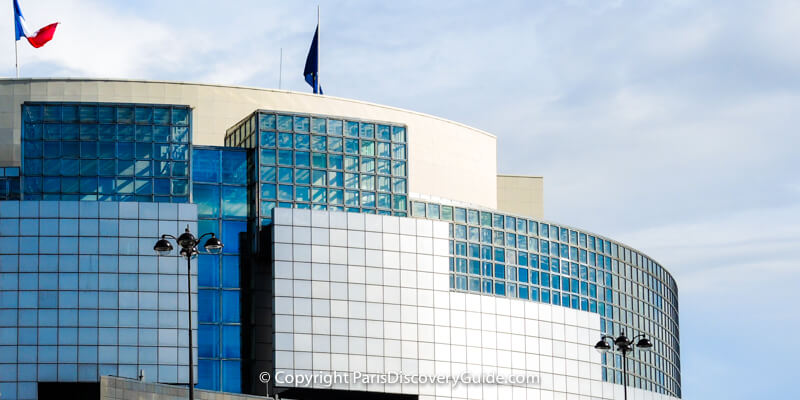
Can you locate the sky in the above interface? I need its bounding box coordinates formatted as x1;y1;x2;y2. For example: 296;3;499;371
3;0;800;398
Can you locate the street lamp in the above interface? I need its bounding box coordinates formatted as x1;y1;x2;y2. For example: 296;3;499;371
594;331;652;400
154;225;223;400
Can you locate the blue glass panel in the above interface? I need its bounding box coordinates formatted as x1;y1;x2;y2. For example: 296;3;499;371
80;159;98;177
222;256;240;288
377;142;390;158
344;139;358;154
260;166;276;182
221;186;247;218
23;158;42;175
295;134;310;150
23;141;42;158
278;150;293;165
221;324;241;358
23;122;43;140
172;108;189;126
222;221;247;254
193;184;220;218
392;195;407;211
199;254;220;287
261;183;276;199
311;170;327;186
221;151;247;184
134;107;152;124
278;168;293;183
295;169;310;185
199;324;219;358
294;151;310;168
494;282;506;296
261;131;276;147
172;162;189;177
311;117;326;133
61;159;80;176
153;125;169;142
97;124;116;141
43;142;60;158
296;186;310;202
392;126;406;142
171;144;188;160
117;142;134;160
278;132;292;148
275;185;292;201
153;179;170;195
148;107;169;125
328;189;343;205
192;150;221;183
221;291;240;322
327;119;343;135
376;125;391;141
221;360;241;393
277;115;293;131
328;154;343;170
199;290;219;323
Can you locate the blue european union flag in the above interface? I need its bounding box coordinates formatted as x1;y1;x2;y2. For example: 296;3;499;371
303;25;323;94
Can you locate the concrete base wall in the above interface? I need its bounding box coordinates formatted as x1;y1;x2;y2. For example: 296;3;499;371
100;376;271;400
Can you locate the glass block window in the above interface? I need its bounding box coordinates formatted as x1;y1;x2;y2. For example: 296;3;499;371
225;110;408;225
20;103;191;203
410;198;682;398
0;167;21;200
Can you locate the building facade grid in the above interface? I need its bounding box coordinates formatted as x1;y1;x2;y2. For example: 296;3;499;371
0;201;198;400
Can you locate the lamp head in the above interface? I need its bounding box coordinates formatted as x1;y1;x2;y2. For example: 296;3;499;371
636;337;653;350
177;225;197;249
594;339;611;352
203;234;224;254
153;238;173;256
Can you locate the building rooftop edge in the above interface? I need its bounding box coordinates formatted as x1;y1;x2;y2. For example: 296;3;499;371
0;77;498;140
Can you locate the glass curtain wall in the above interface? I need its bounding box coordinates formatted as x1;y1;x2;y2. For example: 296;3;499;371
21;103;191;203
191;147;248;393
409;199;681;398
225;111;409;226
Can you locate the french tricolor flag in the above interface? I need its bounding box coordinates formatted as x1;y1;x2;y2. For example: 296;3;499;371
13;0;58;48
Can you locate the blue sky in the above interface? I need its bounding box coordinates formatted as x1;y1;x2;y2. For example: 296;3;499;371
3;1;800;398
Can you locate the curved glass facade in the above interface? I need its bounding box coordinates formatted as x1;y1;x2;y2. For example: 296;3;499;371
408;199;681;397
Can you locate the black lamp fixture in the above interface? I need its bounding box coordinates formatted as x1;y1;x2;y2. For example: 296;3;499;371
594;331;653;400
154;225;223;400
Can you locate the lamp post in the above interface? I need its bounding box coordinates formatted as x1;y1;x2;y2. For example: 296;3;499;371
594;331;652;400
154;226;223;400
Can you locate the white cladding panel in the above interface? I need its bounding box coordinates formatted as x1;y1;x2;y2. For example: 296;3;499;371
272;208;678;400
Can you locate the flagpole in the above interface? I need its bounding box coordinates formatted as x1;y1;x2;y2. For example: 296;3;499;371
278;48;283;89
15;40;19;78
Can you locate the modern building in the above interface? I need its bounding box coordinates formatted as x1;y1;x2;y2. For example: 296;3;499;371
0;78;680;400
